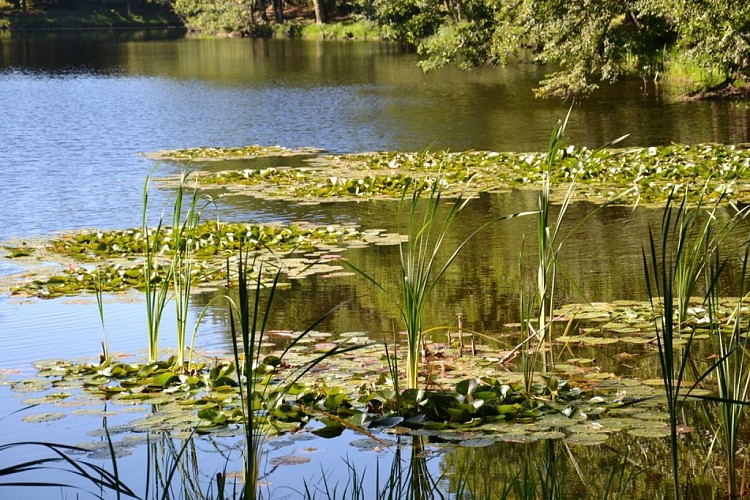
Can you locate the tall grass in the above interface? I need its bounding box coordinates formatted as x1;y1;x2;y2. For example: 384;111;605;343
709;246;750;498
142;171;172;363
347;177;533;390
642;191;748;499
142;169;213;367
0;441;137;497
522;111;630;387
95;269;109;363
534;112;576;372
169;171;204;368
227;244;361;499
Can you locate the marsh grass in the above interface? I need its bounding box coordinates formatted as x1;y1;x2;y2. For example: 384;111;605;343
709;246;750;497
643;190;749;499
142;171;172;363
347;177;533;391
521;111;630;389
663;48;727;93
95;269;109;363
141;168;215;368
0;441;137;498
227;244;362;499
169;171;215;369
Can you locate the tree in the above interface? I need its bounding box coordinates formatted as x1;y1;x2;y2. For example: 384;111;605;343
272;0;283;22
312;0;327;23
375;0;749;97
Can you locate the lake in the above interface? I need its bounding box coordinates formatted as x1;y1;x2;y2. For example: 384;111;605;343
1;30;749;498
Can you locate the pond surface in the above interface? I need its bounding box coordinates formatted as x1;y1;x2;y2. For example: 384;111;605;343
1;30;750;497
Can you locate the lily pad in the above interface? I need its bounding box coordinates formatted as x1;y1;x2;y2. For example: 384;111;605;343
268;455;312;466
22;412;66;423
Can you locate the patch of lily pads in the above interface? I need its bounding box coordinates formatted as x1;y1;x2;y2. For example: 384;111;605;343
146;145;322;162
155;143;750;205
12;329;694;451
6;221;405;298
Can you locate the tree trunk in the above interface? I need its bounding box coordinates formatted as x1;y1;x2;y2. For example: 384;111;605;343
272;0;283;23
312;0;327;24
256;0;269;22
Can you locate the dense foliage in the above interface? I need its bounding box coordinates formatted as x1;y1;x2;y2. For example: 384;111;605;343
375;0;749;97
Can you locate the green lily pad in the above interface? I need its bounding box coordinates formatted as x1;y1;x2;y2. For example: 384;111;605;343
22;412;66;423
268;455;312;466
565;433;609;446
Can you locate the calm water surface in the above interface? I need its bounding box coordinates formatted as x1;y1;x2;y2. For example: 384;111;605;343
1;31;749;497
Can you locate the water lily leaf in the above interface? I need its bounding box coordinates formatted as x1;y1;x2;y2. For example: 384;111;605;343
349;438;395;451
22;412;66;423
497;433;538;443
370;415;404;429
565;433;608;446
268;455;312;466
311;425;344;438
458;437;496;448
530;431;566;440
628;427;671;438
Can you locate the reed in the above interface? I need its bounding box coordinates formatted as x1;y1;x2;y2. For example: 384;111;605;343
227;244;360;499
0;441;137;498
142;171;172;363
95;269;109;363
169;171;204;368
522;111;630;387
347;177;533;390
642;191;744;499
709;246;750;498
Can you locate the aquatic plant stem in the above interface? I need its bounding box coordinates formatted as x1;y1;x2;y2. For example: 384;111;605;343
642;191;740;500
710;245;750;498
142;172;172;363
170;170;203;368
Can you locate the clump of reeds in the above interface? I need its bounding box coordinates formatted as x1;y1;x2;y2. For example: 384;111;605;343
643;189;749;499
227;244;360;499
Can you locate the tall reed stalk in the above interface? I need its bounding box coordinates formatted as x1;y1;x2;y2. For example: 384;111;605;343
534;112;575;372
709;246;750;498
523;111;629;385
142;172;172;363
642;191;746;499
397;179;471;389
170;171;203;368
347;177;532;390
227;245;360;499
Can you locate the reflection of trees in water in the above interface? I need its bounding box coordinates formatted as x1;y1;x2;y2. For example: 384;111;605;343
191;191;750;370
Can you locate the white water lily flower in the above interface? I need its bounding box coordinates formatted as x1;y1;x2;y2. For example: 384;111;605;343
648;147;657;156
566;145;575;155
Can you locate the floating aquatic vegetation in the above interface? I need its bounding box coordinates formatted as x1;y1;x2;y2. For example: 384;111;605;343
21;412;66;423
146;145;322;162
167;144;750;205
9;221;405;298
2;245;34;258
